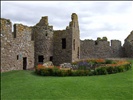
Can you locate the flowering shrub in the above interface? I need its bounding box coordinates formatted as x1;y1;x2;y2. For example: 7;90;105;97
94;60;131;75
35;60;132;76
95;59;105;64
105;60;131;67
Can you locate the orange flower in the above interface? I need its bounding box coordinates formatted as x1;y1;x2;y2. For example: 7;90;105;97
105;60;130;67
96;59;105;63
36;64;44;70
56;66;60;69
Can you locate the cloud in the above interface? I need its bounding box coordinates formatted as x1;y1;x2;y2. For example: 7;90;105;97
1;1;133;45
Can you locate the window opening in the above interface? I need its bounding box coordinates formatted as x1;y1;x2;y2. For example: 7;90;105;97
73;39;75;50
23;57;27;70
38;55;44;63
95;41;98;45
50;56;53;61
46;33;48;36
14;24;16;38
17;55;19;60
62;38;66;49
77;47;79;58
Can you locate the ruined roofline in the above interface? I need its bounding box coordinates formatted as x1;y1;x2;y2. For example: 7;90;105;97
1;13;78;31
1;17;50;28
36;16;49;26
81;39;121;42
53;13;79;32
1;18;12;26
1;17;33;29
14;23;31;28
0;18;11;22
54;29;66;32
125;30;133;41
80;38;122;47
81;37;121;42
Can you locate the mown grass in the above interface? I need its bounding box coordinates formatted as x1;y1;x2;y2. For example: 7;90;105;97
1;60;133;100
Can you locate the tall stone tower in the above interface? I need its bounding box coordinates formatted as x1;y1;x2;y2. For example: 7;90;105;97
53;13;80;65
70;13;80;62
32;16;53;66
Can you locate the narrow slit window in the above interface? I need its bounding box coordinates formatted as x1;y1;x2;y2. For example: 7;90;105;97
73;39;75;50
62;38;66;49
77;47;79;58
14;24;16;38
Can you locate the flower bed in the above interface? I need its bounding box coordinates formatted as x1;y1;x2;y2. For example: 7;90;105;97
35;59;132;76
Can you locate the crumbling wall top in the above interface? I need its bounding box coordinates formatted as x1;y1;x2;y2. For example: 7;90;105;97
111;40;121;47
0;18;11;24
1;18;12;30
1;18;12;38
125;30;133;41
36;16;48;26
69;13;79;28
71;13;78;21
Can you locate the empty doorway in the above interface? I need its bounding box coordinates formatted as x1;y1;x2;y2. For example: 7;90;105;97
23;57;27;70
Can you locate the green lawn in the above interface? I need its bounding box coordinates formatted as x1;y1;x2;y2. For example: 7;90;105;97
1;60;133;100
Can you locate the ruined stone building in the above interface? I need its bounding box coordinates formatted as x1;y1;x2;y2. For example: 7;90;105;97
1;13;133;72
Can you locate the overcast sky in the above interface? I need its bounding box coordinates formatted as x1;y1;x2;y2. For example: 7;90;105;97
1;1;133;44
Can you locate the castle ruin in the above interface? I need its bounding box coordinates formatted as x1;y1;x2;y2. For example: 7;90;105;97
1;13;133;72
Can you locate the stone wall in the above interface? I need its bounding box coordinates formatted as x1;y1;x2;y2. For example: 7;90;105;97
53;29;72;65
53;13;80;65
80;39;124;59
12;24;34;70
111;40;124;57
32;16;53;66
1;18;14;72
123;31;133;57
1;18;34;72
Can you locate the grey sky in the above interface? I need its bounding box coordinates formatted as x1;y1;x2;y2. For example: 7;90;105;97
1;1;133;44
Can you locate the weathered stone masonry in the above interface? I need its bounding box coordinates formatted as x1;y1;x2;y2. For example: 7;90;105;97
123;31;133;57
1;18;34;72
53;13;80;65
32;16;53;66
0;13;133;72
80;39;124;59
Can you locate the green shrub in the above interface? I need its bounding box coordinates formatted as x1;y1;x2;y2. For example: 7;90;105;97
52;67;58;76
94;67;108;75
71;71;77;76
117;66;124;72
40;69;49;76
106;66;114;74
88;71;94;76
113;67;119;73
82;70;90;76
67;70;72;76
75;70;84;76
124;64;131;71
105;60;116;64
